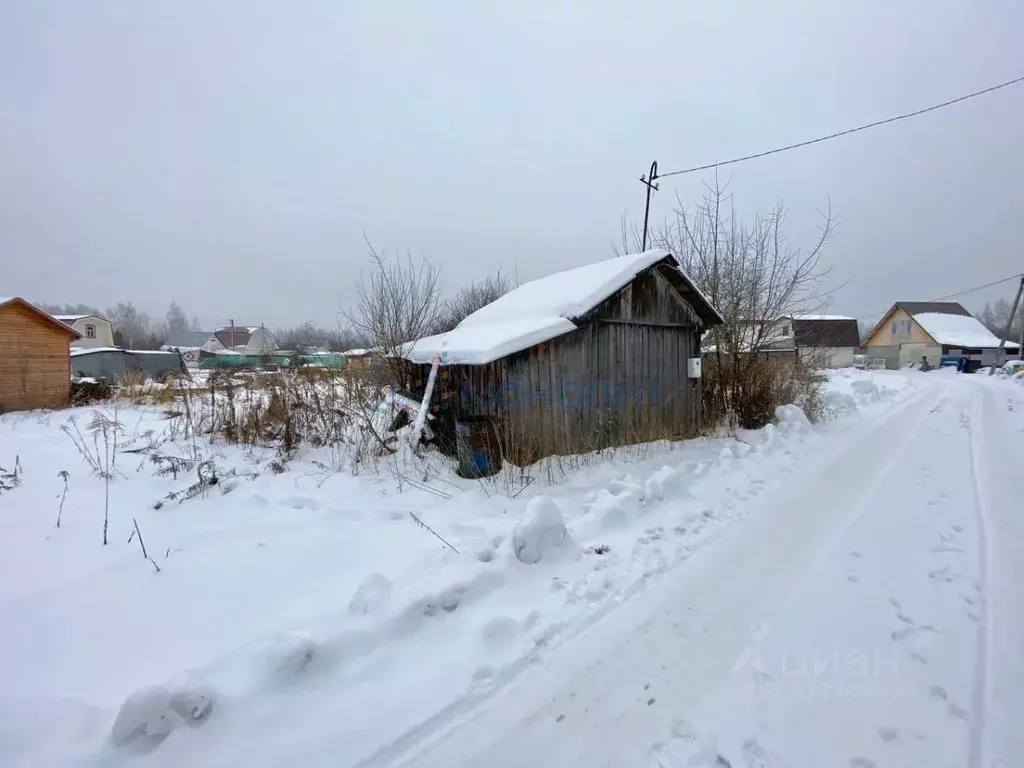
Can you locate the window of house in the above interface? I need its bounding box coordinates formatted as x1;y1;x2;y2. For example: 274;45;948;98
85;324;96;338
890;319;911;337
779;323;791;337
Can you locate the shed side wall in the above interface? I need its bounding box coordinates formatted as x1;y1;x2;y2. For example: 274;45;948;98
0;304;72;411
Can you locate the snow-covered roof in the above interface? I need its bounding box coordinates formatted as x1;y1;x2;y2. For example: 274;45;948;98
914;312;1020;350
402;250;721;365
162;330;215;349
54;314;96;322
70;346;123;356
404;317;577;365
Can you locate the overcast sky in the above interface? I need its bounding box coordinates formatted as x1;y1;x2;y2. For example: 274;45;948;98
2;1;1023;330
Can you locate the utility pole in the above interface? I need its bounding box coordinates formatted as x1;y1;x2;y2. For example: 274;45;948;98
1015;301;1024;360
989;275;1024;374
230;318;235;351
639;160;659;252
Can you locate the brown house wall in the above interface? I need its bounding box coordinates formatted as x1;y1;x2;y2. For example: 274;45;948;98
0;303;73;412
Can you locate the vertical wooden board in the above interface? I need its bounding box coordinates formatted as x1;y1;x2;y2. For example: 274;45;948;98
619;322;630;447
546;342;562;456
594;324;607;447
635;323;646;441
566;334;584;454
539;346;554;458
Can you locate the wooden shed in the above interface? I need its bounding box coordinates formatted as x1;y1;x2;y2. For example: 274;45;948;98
401;250;723;464
0;297;80;412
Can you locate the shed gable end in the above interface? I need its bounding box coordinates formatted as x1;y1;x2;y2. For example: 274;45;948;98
581;268;700;327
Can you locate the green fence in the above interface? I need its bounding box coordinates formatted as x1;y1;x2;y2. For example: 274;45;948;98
198;353;347;370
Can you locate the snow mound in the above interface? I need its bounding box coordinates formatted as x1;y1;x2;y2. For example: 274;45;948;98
110;682;215;749
850;379;881;402
512;497;573;564
824;390;859;417
348;573;393;616
265;636;318;680
110;686;177;748
775;404;811;429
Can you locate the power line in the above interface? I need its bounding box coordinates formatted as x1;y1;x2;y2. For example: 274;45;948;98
854;272;1024;321
657;74;1024;180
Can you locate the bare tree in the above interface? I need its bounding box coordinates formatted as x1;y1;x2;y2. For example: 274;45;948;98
434;270;517;333
979;298;1023;341
637;178;839;427
342;238;443;385
165;302;190;336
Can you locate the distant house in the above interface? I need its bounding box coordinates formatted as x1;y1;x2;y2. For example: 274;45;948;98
771;315;862;368
703;314;861;369
400;249;723;465
161;330;220;367
862;301;1020;372
341;347;376;373
212;326;278;356
55;313;114;349
0;297;80;412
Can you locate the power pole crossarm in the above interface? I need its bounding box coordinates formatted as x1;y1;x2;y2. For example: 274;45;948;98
640;160;659;252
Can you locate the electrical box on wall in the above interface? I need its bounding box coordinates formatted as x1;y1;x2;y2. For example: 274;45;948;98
687;357;702;379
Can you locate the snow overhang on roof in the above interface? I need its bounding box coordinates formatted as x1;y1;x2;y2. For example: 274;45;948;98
401;250;722;365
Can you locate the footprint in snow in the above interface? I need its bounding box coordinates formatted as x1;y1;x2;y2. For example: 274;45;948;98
878;726;899;743
740;737;772;767
849;759;877;768
947;702;969;720
929;565;955;584
891;624;939;643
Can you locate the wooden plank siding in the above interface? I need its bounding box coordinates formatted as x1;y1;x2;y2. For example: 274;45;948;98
408;263;707;465
0;302;75;412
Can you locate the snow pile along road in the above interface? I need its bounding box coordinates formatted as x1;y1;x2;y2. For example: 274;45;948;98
0;369;953;768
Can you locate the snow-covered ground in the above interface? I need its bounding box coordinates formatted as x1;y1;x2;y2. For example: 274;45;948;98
1;368;1021;767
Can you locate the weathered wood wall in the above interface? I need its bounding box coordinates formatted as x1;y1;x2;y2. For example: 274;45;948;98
411;264;705;464
0;303;73;411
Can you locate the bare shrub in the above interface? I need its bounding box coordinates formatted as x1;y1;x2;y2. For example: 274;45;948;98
342;238;443;390
434;271;517;333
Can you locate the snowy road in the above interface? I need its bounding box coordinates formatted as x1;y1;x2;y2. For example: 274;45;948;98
382;374;1024;768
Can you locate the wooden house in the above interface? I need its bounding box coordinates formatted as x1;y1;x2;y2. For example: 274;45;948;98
400;250;723;464
862;301;1020;371
0;297;80;412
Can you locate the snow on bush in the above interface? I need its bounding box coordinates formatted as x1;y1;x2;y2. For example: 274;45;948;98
110;686;177;748
774;404;811;430
347;573;393;616
824;390;859;417
110;682;214;749
265;636;318;680
512;497;573;565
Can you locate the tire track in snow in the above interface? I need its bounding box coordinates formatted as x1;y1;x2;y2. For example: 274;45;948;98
964;384;995;768
377;381;942;768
